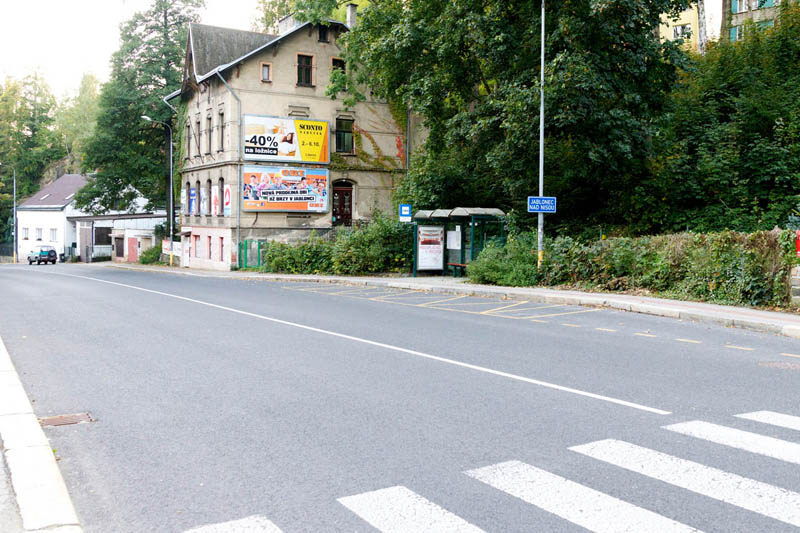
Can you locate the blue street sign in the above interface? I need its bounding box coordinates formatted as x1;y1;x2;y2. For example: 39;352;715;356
399;203;412;222
528;196;556;213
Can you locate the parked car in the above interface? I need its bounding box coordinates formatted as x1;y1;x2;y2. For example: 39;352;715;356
28;245;58;265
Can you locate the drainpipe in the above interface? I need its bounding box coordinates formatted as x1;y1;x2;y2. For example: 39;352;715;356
215;68;242;262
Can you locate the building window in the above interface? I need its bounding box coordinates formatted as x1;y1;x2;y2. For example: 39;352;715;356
193;235;199;257
219;237;224;262
207;236;212;259
22;227;28;240
206;116;212;154
186;124;192;158
731;0;746;13
196;119;201;156
757;0;774;8
757;19;775;29
673;24;691;39
261;63;271;82
50;228;57;242
195;180;201;214
336;118;354;153
219;111;225;151
730;25;742;41
318;25;329;42
218;178;225;216
297;54;313;86
206;179;212;216
36;228;42;241
332;58;345;72
185;182;191;214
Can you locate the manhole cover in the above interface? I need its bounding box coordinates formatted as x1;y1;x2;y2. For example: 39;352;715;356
759;361;800;371
39;413;94;427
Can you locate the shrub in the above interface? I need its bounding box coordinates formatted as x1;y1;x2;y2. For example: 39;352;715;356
468;229;797;307
138;245;163;265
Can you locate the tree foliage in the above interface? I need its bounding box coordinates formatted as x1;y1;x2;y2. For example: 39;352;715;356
78;0;203;214
636;4;800;233
54;74;100;173
0;75;64;241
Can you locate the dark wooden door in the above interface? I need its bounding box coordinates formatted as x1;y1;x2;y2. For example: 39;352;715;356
333;183;353;226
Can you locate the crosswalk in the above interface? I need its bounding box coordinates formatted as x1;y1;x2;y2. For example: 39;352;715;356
186;409;800;532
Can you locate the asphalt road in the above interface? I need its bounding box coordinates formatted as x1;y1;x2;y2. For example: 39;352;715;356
1;263;799;532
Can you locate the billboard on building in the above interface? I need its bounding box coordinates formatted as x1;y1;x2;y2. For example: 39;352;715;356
242;165;329;213
189;188;196;213
243;115;329;164
211;185;220;216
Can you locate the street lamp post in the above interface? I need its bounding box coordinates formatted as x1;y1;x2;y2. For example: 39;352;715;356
142;115;174;266
537;0;546;268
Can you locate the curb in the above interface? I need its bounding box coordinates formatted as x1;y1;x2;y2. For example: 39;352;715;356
0;336;82;532
99;263;800;339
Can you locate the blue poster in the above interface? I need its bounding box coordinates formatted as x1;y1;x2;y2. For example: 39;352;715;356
189;188;197;214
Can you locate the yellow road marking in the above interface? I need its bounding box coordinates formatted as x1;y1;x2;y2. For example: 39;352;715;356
369;291;424;301
525;308;602;319
561;323;581;328
330;287;376;295
781;353;800;358
675;338;702;344
634;333;657;338
488;303;566;316
479;300;529;314
725;345;754;351
419;295;468;306
595;327;617;333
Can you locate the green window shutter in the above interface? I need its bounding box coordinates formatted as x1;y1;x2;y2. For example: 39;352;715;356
731;0;738;13
758;0;774;8
730;26;738;41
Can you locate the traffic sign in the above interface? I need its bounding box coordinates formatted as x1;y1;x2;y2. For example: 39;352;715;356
528;196;556;213
399;203;412;223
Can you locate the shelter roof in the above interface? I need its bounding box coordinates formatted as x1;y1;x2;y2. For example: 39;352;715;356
413;207;505;221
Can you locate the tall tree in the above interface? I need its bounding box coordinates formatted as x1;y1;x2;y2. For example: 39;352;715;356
78;0;204;213
55;73;100;172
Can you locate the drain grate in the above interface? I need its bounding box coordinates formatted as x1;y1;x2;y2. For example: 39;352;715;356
39;413;94;427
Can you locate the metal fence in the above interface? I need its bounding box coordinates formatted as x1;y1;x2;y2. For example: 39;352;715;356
0;242;13;263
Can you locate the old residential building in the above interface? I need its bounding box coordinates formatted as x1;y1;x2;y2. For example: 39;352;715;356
167;6;421;270
725;0;779;41
660;2;722;52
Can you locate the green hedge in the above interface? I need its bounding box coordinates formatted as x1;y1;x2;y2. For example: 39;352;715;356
467;229;798;307
138;245;163;265
259;213;413;275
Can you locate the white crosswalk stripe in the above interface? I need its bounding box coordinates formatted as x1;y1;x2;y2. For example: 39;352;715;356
735;410;800;432
664;420;800;465
338;485;484;533
466;460;702;533
184;515;284;532
570;438;800;528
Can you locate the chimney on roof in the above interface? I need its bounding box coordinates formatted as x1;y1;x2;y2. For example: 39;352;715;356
346;3;357;28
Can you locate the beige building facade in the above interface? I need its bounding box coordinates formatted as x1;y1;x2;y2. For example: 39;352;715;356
168;9;419;270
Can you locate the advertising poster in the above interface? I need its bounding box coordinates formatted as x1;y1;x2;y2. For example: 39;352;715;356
243;115;329;164
242;165;329;213
211;186;220;216
180;188;187;213
200;187;208;216
417;226;444;270
223;184;232;217
189;188;196;214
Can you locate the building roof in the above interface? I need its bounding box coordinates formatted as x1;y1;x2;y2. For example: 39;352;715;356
189;23;276;80
19;174;87;209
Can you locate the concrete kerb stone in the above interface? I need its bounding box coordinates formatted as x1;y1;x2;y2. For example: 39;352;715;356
782;324;800;338
0;335;82;533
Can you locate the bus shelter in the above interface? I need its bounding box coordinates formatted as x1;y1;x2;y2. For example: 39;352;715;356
412;207;505;277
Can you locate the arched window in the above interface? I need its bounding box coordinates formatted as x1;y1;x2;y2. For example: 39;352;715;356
195;180;201;215
206;179;213;216
217;178;224;216
185;181;190;214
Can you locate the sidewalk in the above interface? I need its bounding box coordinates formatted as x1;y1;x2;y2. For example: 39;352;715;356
97;263;800;339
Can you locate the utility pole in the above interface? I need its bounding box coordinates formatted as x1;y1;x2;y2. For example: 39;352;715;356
12;167;16;264
537;0;545;267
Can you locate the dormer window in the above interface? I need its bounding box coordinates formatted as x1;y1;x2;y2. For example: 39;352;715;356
318;25;329;42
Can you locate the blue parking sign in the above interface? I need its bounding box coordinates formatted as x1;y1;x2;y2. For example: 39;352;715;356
399;203;412;222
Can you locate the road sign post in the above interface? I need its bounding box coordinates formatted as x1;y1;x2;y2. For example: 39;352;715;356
399;203;412;223
529;196;556;267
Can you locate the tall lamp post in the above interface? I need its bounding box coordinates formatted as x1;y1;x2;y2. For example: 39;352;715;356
142;115;174;266
537;0;546;267
0;162;16;264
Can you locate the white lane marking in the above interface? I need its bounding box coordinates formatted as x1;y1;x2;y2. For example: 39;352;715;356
664;420;800;465
34;271;671;415
185;515;283;532
570;439;800;528
466;460;701;533
634;333;657;338
338;485;484;533
735;411;800;432
675;338;701;344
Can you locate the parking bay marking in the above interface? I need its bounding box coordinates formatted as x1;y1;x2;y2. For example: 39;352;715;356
41;271;672;416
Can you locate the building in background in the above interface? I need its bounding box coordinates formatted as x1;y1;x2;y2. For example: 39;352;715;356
726;0;778;42
166;4;424;271
660;1;722;53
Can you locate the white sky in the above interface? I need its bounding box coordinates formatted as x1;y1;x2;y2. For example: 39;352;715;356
0;0;261;100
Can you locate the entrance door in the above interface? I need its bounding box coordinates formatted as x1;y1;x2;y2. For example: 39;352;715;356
115;238;124;258
332;182;353;226
127;237;138;262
